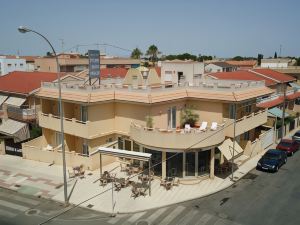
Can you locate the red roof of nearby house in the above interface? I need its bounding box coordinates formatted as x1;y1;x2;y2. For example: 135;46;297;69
209;71;276;86
100;68;128;78
0;71;57;95
257;97;284;108
225;60;256;67
287;92;300;100
251;69;296;83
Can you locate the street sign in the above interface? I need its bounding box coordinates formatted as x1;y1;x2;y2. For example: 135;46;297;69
88;50;100;79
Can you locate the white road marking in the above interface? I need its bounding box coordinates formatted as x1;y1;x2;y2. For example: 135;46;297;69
159;205;186;225
0;199;30;212
195;213;213;225
0;207;18;218
176;209;198;225
146;207;168;223
121;212;146;224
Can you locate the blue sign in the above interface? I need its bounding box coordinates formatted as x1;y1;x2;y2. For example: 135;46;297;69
88;50;100;79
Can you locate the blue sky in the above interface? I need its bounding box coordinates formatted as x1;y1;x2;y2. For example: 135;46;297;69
1;0;299;58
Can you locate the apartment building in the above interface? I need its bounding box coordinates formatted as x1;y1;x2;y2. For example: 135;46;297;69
34;53;141;73
22;76;273;179
0;71;57;156
0;56;26;76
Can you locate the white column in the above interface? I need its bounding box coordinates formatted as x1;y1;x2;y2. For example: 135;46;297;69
183;152;186;177
195;152;199;177
210;148;215;179
162;151;166;179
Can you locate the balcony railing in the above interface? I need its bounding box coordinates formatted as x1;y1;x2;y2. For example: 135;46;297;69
129;122;226;150
224;109;267;137
7;106;36;121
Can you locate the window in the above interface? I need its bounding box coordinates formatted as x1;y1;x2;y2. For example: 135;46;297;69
168;106;176;129
243;131;250;140
20;63;24;67
229;104;235;119
80;105;88;122
7;64;12;67
82;140;89;155
55;132;62;146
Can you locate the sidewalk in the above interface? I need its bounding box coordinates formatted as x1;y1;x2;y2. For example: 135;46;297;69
0;132;293;213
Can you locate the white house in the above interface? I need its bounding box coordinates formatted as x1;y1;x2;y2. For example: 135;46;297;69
205;62;237;73
160;60;204;85
0;56;26;76
260;58;292;68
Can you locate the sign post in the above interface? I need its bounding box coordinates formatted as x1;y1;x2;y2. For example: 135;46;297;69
88;50;100;85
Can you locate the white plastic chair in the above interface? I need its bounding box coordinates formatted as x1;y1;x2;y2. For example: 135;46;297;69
199;122;208;131
184;124;191;133
210;122;218;131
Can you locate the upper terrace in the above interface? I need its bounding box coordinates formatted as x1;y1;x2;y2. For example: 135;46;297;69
38;79;273;104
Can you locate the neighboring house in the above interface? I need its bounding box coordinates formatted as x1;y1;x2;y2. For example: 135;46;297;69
225;60;257;70
208;69;299;138
0;71;57;156
34;53;141;73
260;58;292;68
21;56;39;71
205;62;237;73
160;60;204;85
22;77;272;180
0;56;26;76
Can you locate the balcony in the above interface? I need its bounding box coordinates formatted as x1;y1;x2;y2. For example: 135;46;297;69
38;112;113;139
224;109;268;137
7;106;37;121
129;122;226;150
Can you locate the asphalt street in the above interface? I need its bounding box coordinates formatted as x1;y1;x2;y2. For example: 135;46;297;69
1;148;300;225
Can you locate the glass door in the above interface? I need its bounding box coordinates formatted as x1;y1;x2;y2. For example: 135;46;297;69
166;152;183;178
186;152;195;176
80;105;88;122
168;106;176;129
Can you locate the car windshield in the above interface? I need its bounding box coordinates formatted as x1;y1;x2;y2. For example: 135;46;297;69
264;152;280;160
279;141;292;147
294;132;300;137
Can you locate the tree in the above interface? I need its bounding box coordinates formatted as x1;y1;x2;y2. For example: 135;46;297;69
46;51;52;57
180;107;199;127
232;56;244;61
198;55;213;62
131;48;143;59
274;52;278;59
257;54;264;66
146;45;161;64
296;58;300;66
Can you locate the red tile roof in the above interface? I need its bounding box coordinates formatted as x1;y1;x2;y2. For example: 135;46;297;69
287;92;300;100
0;71;57;95
154;67;161;76
209;71;276;86
100;68;128;78
251;69;295;83
257;97;284;108
226;60;257;67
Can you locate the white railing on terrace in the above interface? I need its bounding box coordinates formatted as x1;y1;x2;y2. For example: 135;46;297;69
40;112;87;125
41;79;265;93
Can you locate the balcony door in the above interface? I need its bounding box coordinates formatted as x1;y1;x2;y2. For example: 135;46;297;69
168;106;176;129
80;105;88;122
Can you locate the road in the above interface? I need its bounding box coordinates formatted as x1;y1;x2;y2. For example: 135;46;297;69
1;149;300;225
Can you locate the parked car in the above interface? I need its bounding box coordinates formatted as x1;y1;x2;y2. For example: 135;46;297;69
292;130;300;143
276;139;299;156
256;149;287;172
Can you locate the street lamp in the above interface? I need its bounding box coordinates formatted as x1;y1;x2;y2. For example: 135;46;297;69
18;26;68;206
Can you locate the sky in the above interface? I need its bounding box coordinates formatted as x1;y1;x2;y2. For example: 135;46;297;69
1;0;300;58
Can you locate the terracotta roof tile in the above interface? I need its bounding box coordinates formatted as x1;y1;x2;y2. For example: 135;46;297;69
0;71;57;95
251;69;295;83
257;97;284;108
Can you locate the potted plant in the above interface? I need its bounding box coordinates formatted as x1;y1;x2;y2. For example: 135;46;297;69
180;107;199;128
145;115;154;130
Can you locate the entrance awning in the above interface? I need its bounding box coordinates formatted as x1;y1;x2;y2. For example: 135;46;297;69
218;138;243;161
0;119;30;142
95;147;152;161
5;97;26;107
268;107;289;119
0;94;8;107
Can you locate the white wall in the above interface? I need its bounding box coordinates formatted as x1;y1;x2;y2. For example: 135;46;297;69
161;61;204;85
261;62;289;68
0;57;26;75
205;64;223;73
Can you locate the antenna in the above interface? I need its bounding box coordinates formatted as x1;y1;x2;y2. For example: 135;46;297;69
59;38;65;53
279;44;282;57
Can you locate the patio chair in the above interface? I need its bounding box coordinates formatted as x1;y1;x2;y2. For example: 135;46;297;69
184;124;191;133
210;122;218;131
114;182;122;191
173;177;180;186
131;186;140;199
198;121;208;132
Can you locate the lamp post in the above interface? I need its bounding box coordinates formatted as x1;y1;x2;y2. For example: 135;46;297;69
18;26;68;206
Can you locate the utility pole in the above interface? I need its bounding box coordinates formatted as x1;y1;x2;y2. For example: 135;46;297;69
59;39;65;53
279;44;282;58
281;83;286;140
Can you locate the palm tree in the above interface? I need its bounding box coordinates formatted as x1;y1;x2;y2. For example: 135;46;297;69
146;45;161;65
131;48;143;59
180;107;199;127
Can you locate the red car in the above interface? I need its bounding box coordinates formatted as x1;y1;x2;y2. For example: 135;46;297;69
276;139;300;156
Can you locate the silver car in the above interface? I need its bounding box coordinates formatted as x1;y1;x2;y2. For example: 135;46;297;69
292;130;300;143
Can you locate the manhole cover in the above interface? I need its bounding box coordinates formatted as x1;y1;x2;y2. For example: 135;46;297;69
136;220;149;225
88;173;93;176
14;184;21;188
242;173;258;180
25;209;40;216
